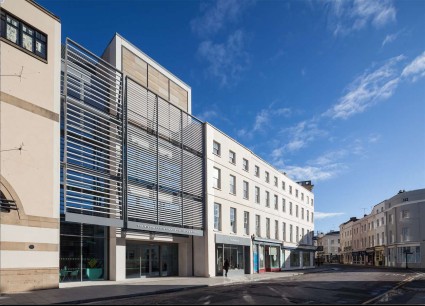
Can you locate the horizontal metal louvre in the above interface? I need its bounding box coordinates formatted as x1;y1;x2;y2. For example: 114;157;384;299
62;39;124;226
126;77;204;232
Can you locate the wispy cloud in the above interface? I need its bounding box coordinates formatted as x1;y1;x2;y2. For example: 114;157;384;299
284;164;345;182
324;55;404;119
283;119;327;152
382;33;398;47
196;110;218;122
198;29;250;86
315;212;345;220
325;0;396;37
401;51;425;82
191;0;254;38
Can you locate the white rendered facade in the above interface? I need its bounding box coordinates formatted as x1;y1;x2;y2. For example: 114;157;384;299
205;124;315;276
340;189;425;268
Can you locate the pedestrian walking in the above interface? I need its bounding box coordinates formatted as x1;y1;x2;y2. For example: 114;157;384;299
223;258;230;277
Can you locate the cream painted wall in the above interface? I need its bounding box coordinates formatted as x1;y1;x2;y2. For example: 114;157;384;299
0;0;61;219
205;123;315;275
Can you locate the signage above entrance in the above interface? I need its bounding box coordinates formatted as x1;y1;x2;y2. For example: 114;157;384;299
127;221;204;236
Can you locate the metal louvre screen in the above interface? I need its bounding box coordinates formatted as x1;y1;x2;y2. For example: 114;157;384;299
126;77;204;235
61;39;124;227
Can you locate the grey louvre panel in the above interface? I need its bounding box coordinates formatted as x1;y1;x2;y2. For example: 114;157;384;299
125;77;205;233
62;39;124;226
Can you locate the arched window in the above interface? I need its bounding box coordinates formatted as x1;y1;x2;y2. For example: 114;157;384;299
0;190;17;213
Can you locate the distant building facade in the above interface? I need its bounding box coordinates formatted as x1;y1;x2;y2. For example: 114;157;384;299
339;189;425;268
316;231;340;263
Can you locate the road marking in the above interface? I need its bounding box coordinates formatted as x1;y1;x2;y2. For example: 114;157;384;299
362;272;425;305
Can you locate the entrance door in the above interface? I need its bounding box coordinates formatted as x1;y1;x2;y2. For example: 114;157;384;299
140;245;160;277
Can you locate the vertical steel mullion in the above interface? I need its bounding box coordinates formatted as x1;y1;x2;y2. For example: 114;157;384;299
123;76;128;229
202;122;207;233
156;95;159;225
63;40;69;216
180;110;184;227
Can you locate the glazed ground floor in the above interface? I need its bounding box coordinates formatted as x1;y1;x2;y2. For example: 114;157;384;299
59;223;317;283
340;242;425;269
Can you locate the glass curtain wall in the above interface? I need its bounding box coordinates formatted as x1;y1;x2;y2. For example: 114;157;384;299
59;219;107;282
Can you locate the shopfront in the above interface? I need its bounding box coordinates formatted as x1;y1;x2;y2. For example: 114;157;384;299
374;246;385;266
365;247;375;265
59;220;108;282
215;234;251;276
126;241;178;278
253;238;283;273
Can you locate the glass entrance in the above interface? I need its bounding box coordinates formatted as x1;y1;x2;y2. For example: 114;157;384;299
126;242;177;278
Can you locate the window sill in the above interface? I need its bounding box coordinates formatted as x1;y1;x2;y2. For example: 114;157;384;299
212;152;221;158
213;187;221;191
0;37;48;64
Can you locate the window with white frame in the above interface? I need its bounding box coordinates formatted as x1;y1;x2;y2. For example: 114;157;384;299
214;203;221;231
311;212;314;223
282;198;286;212
255;165;260;177
243;181;249;199
301;207;304;220
296;226;299;242
275;220;279;239
282;222;286;241
307;210;309;221
302;228;305;243
401;227;409;241
289;185;292;195
255;186;260;204
274;195;278;210
213;141;221;156
311;198;314;206
265;171;270;183
289;202;293;215
382;231;385;244
301;193;304;201
265;191;270;207
402;210;409;219
266;218;270;238
296;205;299;218
307;195;309;204
230;207;237;233
290;224;293;242
229;175;236;195
244;211;249;235
229;150;236;164
243;158;249;171
213;167;221;189
255;215;261;236
389;214;393;224
274;176;278;187
282;181;286;190
295;189;299;198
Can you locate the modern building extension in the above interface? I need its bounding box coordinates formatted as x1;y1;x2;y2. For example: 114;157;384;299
0;0;316;292
339;188;425;268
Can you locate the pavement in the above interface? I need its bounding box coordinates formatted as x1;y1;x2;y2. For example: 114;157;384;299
0;267;328;305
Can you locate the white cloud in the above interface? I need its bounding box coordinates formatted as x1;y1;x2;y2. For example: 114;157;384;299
382;33;398;47
198;30;250;86
283;164;344;182
196;110;218;122
401;51;425;82
324;55;404;119
326;0;396;37
191;0;254;38
315;212;345;220
253;109;270;131
283;120;327;152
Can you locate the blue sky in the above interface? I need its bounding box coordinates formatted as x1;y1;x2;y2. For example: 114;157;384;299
39;0;425;234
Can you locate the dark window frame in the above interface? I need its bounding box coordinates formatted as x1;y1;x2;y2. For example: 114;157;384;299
0;9;48;61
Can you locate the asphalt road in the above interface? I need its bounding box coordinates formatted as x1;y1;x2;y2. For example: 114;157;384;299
87;265;425;305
